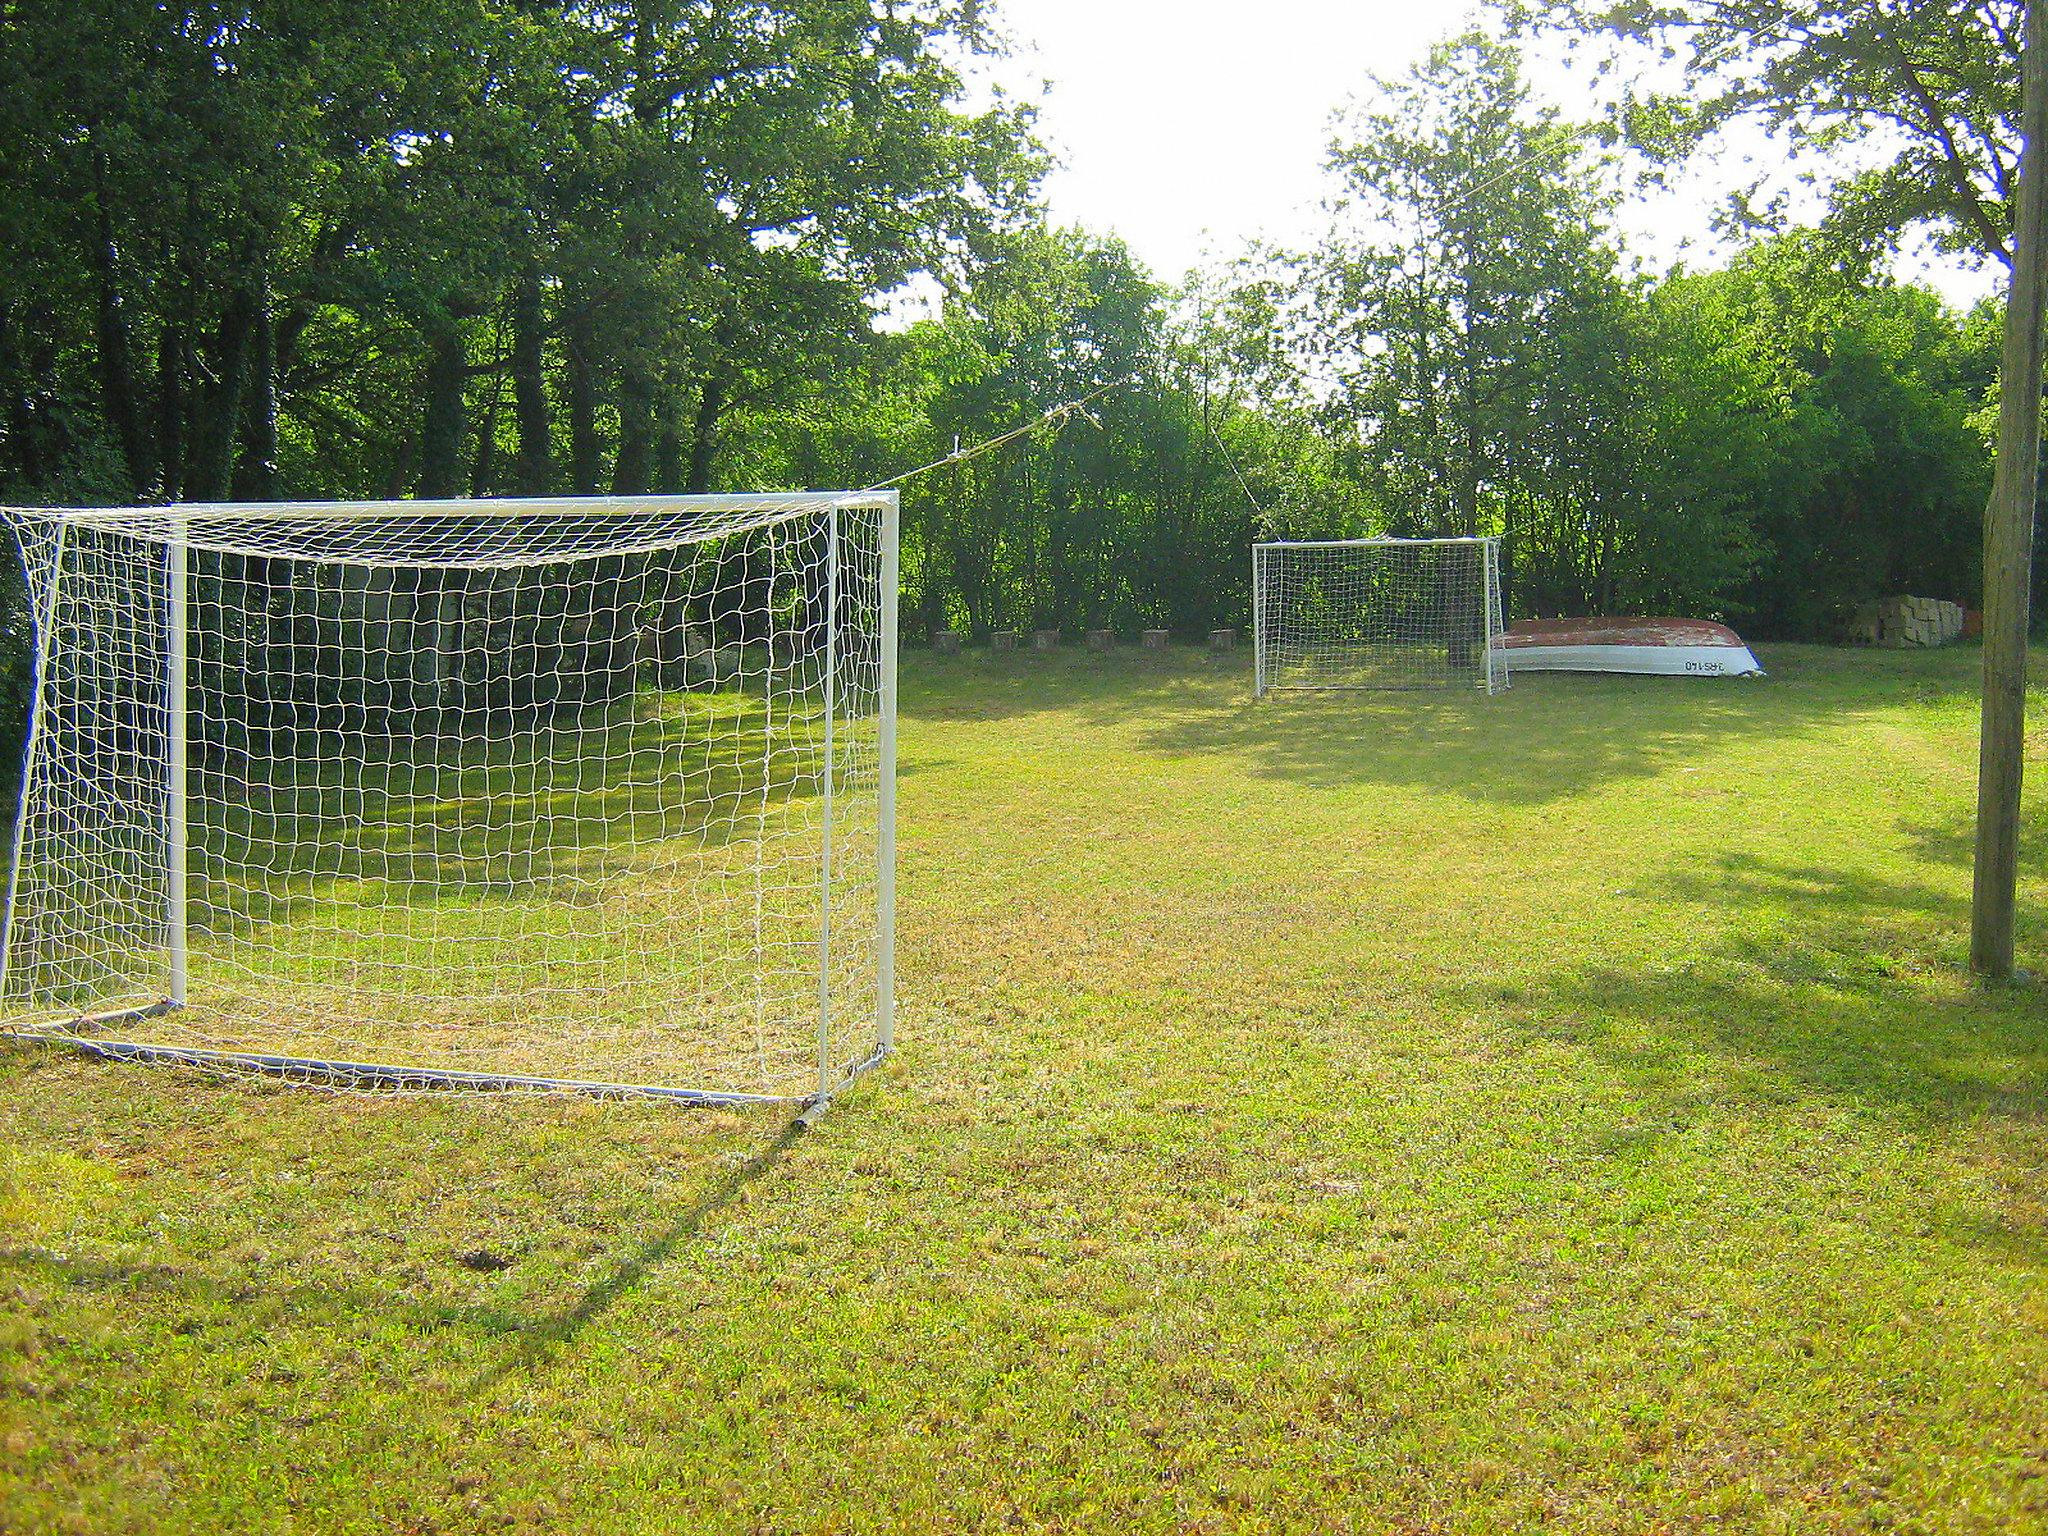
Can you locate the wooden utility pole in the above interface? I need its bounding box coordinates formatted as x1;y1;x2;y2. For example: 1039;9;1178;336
1972;0;2048;977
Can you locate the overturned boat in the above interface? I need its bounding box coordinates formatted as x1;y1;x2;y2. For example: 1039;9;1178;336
1496;617;1764;677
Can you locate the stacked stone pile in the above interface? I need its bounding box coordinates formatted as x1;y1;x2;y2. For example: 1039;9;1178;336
1851;596;1965;647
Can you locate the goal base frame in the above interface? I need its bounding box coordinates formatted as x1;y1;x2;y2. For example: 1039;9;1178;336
1;1004;890;1110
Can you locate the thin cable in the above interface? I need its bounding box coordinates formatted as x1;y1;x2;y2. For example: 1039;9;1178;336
1206;416;1265;520
1441;126;1591;217
865;375;1134;491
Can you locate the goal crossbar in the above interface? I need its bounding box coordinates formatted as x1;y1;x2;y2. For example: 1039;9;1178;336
1257;536;1497;546
0;492;898;571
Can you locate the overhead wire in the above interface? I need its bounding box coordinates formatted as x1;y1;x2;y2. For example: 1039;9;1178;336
864;375;1135;492
1205;416;1266;520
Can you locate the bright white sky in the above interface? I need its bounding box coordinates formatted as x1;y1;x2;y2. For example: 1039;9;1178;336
984;0;2001;310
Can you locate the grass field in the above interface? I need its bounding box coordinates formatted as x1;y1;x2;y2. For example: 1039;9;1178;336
3;643;2046;1534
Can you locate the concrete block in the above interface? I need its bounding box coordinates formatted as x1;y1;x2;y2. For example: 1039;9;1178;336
1876;595;1964;648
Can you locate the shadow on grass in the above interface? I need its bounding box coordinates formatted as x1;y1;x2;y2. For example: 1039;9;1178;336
1901;816;2048;880
906;644;1985;808
0;1244;539;1339
193;687;837;937
1134;666;1860;807
507;1119;805;1362
900;642;1244;723
0;1110;806;1371
1470;849;2048;1133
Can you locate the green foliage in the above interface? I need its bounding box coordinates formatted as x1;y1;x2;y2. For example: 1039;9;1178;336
1312;33;1618;540
734;225;1284;638
0;0;1037;508
1597;237;1992;635
1263;31;1750;615
0;0;2006;700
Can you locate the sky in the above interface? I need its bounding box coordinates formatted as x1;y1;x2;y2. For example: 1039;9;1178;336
981;0;2001;310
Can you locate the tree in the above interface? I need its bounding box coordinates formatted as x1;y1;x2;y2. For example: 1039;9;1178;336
1514;1;2026;267
1292;31;1759;612
1646;235;1996;636
1523;0;2039;972
1974;2;2048;978
556;0;1040;497
1309;35;1598;538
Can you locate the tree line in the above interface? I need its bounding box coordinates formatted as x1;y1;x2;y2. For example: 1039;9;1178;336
0;0;2030;734
1237;31;2001;640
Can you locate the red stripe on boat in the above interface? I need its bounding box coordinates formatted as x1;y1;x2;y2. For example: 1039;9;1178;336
1500;617;1750;649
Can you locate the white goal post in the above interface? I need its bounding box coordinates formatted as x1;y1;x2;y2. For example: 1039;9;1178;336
1253;536;1508;696
0;491;898;1108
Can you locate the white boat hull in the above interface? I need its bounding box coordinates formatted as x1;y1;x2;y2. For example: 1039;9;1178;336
1501;641;1763;677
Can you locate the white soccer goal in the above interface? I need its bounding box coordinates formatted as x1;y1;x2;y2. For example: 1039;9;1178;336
1253;537;1508;696
0;491;897;1108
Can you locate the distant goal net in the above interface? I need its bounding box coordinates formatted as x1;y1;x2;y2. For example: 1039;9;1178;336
0;492;897;1107
1253;537;1508;696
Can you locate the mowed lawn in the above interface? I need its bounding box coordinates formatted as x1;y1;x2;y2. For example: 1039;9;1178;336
3;643;2046;1534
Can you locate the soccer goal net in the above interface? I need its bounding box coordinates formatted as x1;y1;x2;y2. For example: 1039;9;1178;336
0;492;897;1107
1253;537;1508;696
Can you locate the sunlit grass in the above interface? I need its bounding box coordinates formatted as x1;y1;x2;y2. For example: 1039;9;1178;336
2;642;2045;1533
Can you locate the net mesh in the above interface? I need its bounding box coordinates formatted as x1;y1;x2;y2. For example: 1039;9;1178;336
1254;538;1507;695
0;493;894;1103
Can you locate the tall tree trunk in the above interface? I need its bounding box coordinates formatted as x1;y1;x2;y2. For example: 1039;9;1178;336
156;311;187;503
231;278;277;501
0;309;49;486
184;279;260;503
469;370;501;497
511;264;552;495
685;371;725;494
383;437;415;500
409;321;471;723
654;410;683;495
615;0;670;502
1971;0;2048;977
565;302;603;494
649;378;724;658
1458;304;1482;539
89;152;149;497
611;369;653;495
415;320;468;500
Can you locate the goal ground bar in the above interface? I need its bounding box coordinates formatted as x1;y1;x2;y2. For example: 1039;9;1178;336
0;1027;891;1107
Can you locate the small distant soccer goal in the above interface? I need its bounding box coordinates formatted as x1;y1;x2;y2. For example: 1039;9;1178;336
0;491;898;1108
1252;537;1508;696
